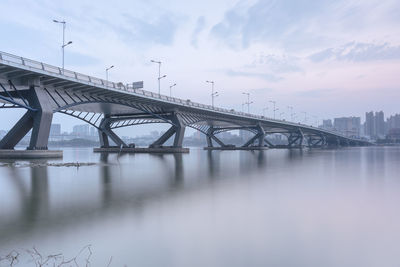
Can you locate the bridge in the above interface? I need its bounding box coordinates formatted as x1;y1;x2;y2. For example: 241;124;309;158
0;51;371;157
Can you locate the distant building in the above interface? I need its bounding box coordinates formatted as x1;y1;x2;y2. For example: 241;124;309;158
365;111;375;138
334;117;361;137
387;114;400;132
50;124;61;136
322;119;333;130
375;111;385;138
72;124;89;137
364;111;385;139
386;128;400;143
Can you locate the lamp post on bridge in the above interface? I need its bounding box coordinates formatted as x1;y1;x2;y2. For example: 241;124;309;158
287;106;294;122
206;81;218;107
312;115;319;127
151;60;165;95
302;112;307;123
169;83;176;97
263;107;268;117
242;92;253;113
269;100;278;119
280;112;285;120
106;65;114;86
53;19;73;74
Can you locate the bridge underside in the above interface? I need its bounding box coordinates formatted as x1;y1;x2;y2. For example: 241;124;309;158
0;62;371;156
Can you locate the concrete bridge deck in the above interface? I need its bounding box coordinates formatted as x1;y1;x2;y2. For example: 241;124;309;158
0;51;372;157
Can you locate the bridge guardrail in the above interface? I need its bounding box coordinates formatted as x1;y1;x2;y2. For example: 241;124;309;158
0;51;367;142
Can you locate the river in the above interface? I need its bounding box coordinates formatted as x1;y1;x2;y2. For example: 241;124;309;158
0;147;399;266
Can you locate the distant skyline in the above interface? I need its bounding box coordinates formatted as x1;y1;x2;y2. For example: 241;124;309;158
1;0;399;134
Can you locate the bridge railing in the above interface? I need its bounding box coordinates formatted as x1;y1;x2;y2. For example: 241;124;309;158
0;51;366;142
0;51;283;121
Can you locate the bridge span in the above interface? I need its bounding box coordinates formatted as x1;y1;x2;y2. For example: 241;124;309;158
0;51;371;157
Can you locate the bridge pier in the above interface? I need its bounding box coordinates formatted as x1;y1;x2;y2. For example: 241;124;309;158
204;124;269;151
242;124;267;148
286;129;305;149
150;113;186;148
98;117;128;148
307;134;327;148
0;83;62;158
205;127;229;148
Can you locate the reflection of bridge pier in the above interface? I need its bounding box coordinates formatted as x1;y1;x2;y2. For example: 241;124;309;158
0;51;372;158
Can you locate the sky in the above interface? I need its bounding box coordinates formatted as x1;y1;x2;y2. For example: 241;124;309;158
0;0;399;134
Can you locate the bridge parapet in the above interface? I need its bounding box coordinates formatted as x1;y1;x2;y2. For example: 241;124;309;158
0;50;373;155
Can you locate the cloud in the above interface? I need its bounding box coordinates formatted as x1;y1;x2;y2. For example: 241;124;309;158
191;16;206;48
210;0;332;49
210;0;400;51
116;13;180;46
226;70;283;82
249;54;302;73
309;42;400;62
295;88;335;98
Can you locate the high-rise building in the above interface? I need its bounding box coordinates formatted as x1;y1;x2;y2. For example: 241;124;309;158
365;111;374;138
375;111;385;138
364;111;386;139
387;114;400;132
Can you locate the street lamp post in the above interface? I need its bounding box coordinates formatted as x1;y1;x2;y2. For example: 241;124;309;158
106;65;114;86
280;112;285;120
169;83;176;97
158;75;166;95
242;92;252;113
269;100;278;119
206;81;218;107
287;106;294;121
302;112;307;123
151;60;165;94
312;115;319;127
263;107;268;117
53;19;72;74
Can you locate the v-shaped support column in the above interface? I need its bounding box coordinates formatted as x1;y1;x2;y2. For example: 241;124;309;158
205;127;227;148
150;113;186;148
242;124;265;147
98;117;128;148
0;84;54;150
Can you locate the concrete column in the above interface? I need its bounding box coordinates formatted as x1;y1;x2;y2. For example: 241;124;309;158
98;118;127;148
98;129;110;148
0;111;34;149
150;126;176;148
150;113;186;148
0;84;55;150
171;113;186;148
256;124;265;147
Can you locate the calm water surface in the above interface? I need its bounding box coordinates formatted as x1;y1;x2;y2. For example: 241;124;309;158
0;147;399;266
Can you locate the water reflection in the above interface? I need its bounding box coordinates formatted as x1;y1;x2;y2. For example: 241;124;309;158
1;147;399;267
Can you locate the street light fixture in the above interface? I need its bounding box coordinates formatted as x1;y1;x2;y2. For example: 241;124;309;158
53;19;72;74
302;111;307;123
263;107;268;117
269;100;278;119
242;92;252;113
105;65;114;86
206;81;217;107
169;83;176;97
151;60;164;94
158;74;167;95
287;106;294;121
